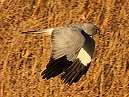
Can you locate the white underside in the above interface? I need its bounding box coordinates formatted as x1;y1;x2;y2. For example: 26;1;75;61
77;48;91;65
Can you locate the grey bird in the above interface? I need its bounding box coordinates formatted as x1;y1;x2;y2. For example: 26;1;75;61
22;23;99;85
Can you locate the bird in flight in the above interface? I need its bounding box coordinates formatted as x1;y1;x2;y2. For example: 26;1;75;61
22;23;99;86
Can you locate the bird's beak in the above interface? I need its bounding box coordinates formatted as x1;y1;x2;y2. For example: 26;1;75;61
97;28;100;35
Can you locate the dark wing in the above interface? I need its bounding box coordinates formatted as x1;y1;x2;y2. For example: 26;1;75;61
41;27;86;82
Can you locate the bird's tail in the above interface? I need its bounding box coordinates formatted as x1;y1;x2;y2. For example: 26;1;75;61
22;30;44;34
22;28;54;35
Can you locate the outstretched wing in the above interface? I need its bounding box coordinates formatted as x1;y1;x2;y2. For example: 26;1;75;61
42;27;96;85
41;27;86;82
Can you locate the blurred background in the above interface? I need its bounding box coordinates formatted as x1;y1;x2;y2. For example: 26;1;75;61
0;0;129;97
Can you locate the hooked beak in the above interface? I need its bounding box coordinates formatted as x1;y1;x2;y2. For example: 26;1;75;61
97;29;100;35
96;27;100;35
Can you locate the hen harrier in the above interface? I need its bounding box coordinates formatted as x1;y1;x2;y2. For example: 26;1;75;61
22;23;99;85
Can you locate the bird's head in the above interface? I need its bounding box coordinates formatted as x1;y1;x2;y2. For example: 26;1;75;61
80;23;99;36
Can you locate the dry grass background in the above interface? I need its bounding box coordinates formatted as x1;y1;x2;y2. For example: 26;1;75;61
0;0;129;97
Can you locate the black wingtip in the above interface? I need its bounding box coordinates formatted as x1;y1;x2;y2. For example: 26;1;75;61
41;56;73;80
61;59;90;86
41;57;90;85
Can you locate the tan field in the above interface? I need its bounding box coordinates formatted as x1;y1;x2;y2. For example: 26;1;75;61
0;0;129;97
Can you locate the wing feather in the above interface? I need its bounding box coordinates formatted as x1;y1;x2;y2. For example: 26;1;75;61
51;27;85;61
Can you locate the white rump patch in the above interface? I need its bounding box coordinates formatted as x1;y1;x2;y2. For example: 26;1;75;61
77;48;91;65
